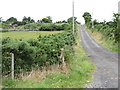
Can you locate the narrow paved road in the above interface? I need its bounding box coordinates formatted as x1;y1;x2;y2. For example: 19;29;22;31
80;25;118;88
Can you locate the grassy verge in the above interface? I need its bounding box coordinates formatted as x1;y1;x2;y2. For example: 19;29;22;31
0;31;64;40
85;26;119;53
2;25;94;88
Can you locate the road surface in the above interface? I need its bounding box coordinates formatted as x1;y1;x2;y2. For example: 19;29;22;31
80;25;118;88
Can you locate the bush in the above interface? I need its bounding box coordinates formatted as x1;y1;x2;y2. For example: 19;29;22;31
94;24;117;42
2;30;75;76
39;23;53;31
24;23;38;30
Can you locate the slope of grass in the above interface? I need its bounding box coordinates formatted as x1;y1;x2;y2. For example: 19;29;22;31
85;27;119;53
2;25;94;88
0;31;63;40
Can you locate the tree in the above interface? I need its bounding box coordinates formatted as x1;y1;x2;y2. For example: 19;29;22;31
41;16;52;23
6;17;17;24
47;16;52;23
22;16;28;24
41;18;48;23
30;19;35;23
37;20;39;22
56;20;67;23
6;17;18;28
93;19;98;25
82;12;92;28
62;20;67;23
22;16;35;24
67;17;77;24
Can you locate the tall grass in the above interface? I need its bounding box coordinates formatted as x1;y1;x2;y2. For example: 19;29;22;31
86;26;119;53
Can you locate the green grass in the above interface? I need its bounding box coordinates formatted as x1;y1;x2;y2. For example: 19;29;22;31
85;26;119;53
0;31;64;40
2;26;94;88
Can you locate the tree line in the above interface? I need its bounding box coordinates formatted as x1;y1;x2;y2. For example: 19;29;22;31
0;16;78;30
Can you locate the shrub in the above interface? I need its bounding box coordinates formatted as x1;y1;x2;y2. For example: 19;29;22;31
2;30;75;76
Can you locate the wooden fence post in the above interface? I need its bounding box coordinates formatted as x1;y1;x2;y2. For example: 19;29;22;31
11;53;14;80
60;48;65;66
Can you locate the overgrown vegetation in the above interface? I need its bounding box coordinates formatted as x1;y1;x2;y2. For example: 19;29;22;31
2;30;75;76
1;16;76;77
2;25;94;88
86;28;119;53
1;15;94;88
83;12;120;52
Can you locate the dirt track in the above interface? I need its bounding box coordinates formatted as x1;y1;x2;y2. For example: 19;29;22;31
80;25;118;88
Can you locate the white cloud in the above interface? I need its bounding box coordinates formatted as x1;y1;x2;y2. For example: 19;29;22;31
0;0;119;24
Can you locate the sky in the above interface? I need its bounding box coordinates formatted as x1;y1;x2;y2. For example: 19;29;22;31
0;0;119;24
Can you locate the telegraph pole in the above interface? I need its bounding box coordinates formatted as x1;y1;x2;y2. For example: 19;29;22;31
72;0;74;34
11;53;14;80
92;12;94;28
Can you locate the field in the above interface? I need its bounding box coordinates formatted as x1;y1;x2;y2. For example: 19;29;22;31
0;31;64;39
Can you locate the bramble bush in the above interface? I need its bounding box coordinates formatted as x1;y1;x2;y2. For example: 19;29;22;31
2;30;75;76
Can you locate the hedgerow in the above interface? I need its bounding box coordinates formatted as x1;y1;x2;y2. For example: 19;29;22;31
2;30;75;76
1;23;70;31
83;12;120;43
